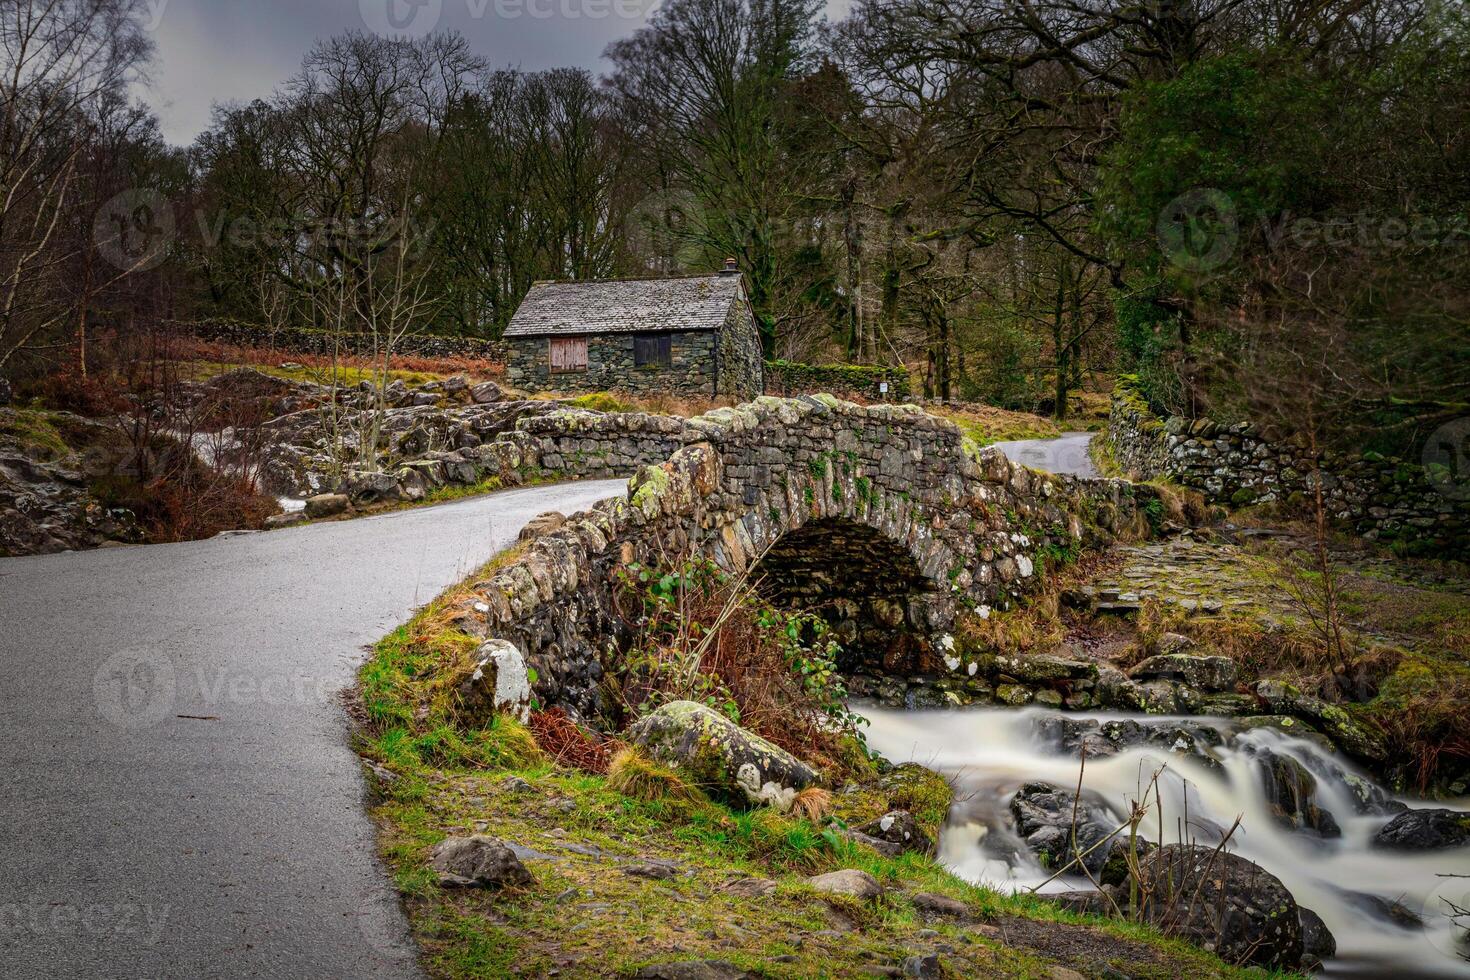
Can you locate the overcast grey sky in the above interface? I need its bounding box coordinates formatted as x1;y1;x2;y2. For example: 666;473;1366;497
142;0;852;146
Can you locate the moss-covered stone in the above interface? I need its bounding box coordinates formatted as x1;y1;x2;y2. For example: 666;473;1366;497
627;700;818;810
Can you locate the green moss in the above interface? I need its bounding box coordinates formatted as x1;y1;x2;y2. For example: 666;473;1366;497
1229;488;1259;507
566;391;638;414
0;409;70;460
631;465;672;517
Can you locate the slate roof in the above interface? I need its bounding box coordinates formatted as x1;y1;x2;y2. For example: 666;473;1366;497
503;274;746;338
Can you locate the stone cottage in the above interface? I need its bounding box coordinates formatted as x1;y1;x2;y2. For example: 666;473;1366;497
502;264;765;399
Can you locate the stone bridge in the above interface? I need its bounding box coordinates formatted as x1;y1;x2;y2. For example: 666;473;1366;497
448;396;1153;717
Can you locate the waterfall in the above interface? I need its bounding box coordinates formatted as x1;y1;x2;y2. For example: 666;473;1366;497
862;705;1470;978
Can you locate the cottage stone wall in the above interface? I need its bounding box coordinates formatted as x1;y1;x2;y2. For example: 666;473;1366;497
442;396;1155;718
1106;378;1469;550
506;331;718;397
717;304;765;398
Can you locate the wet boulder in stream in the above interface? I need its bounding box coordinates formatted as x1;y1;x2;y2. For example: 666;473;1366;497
1252;750;1341;838
1009;782;1118;876
1372;808;1470;851
1130;844;1304;971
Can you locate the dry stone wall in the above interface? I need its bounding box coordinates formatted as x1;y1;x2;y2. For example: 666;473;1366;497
1106;378;1469;551
443;396;1154;718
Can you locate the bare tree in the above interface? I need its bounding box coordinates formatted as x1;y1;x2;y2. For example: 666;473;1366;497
0;0;153;371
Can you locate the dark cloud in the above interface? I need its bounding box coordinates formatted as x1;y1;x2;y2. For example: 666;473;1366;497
143;0;665;145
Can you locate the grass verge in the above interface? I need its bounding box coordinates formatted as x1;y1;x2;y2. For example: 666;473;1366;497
350;559;1282;979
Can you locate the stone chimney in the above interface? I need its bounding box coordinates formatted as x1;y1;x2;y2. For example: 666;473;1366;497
721;257;738;275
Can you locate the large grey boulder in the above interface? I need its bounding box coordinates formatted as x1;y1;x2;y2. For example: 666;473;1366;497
428;835;532;889
1130;844;1303;970
346;470;402;506
627;700;818;810
1128;653;1238;692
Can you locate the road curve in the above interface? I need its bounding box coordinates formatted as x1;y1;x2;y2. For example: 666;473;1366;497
0;479;627;979
991;432;1100;478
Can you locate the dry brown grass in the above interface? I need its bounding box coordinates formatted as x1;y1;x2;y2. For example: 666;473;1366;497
790;787;834;822
931;402;1062;447
958;590;1068;658
528;708;615;774
175;337;504;381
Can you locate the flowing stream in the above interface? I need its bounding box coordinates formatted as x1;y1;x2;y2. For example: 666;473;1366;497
861;705;1470;978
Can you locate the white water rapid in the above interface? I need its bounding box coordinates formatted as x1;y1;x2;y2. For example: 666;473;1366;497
861;706;1470;978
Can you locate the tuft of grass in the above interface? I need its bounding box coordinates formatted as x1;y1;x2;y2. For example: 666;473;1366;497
790;787;834;823
931;403;1061;447
606;746;701;804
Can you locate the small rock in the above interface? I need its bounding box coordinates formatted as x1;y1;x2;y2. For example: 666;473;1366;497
470;380;504;404
1156;632;1195;654
1341;890;1425;930
722;877;777;898
911;893;968;918
857;810;934;856
807;869;883;899
624;861;679;880
456;639;532;723
501;776;533;793
304;493;349;519
1372;808;1470;851
901;953;941;978
428;835;532;889
838;827;903;858
1054;889;1119;916
264;512;308;529
1046;968;1086;980
519;511;567;541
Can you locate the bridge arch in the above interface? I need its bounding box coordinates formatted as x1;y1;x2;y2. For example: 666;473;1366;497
454;396;1149;716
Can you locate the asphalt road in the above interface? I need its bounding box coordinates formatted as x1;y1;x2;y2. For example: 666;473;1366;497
991;432;1100;478
0;479;627;979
